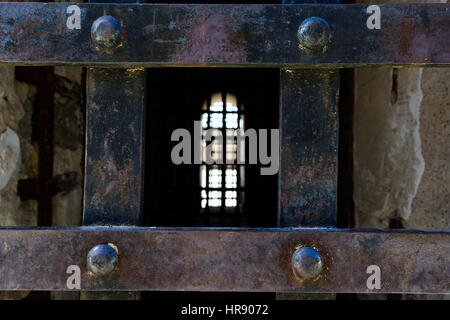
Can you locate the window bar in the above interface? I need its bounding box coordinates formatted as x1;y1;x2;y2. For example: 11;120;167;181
81;0;145;300
236;95;241;216
204;93;212;216
277;0;340;301
221;91;227;219
242;77;252;219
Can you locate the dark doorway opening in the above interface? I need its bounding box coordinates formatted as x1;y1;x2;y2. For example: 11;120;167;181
144;68;279;228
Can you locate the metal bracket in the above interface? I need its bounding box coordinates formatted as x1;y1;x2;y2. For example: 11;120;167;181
0;227;448;293
0;3;448;67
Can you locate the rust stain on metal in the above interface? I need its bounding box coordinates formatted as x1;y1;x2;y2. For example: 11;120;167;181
84;68;145;225
0;3;448;66
279;69;339;227
177;8;247;64
0;228;447;293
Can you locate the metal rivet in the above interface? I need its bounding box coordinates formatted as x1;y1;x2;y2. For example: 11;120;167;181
297;17;332;53
292;246;323;280
91;16;124;50
87;244;118;276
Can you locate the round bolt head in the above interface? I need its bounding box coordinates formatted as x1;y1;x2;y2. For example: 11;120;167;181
292;246;323;280
87;244;118;276
297;17;331;53
91;15;124;50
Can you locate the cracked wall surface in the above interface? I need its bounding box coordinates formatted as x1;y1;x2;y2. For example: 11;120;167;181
349;0;449;302
355;0;448;230
353;68;449;300
354;68;426;228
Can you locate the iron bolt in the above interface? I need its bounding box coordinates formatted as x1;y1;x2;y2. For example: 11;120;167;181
292;246;323;280
297;17;332;53
87;244;118;276
91;16;124;50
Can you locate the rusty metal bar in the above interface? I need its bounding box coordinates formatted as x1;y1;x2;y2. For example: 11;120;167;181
83;68;146;225
0;227;447;293
0;3;449;67
277;0;340;301
278;69;339;227
80;0;145;301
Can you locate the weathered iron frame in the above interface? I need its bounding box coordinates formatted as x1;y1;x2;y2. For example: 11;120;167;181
0;2;448;294
0;227;448;293
0;3;448;67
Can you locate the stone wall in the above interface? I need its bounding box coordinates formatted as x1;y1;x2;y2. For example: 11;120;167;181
53;67;84;227
352;0;449;300
353;66;449;300
0;67;38;300
0;66;84;299
354;68;425;228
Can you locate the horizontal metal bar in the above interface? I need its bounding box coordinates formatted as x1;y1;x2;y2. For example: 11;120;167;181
0;3;448;67
0;227;448;293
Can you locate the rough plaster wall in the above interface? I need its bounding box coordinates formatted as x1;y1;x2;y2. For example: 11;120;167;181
51;67;84;300
53;66;84;227
407;68;450;229
355;0;449;230
354;1;449;300
0;67;38;227
0;0;84;295
354;68;425;228
0;67;37;299
0;66;84;299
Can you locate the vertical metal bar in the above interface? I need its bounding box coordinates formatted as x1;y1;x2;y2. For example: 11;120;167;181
205;93;211;217
278;70;339;227
83;68;146;226
221;91;227;216
82;0;145;300
83;2;145;227
278;0;340;299
236;96;241;216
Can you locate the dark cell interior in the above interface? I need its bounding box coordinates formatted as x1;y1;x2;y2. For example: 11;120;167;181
142;68;279;300
144;68;279;228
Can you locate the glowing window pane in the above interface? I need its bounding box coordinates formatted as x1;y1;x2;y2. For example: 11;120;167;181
225;169;237;188
225;113;238;129
200;93;244;210
201;113;208;128
209;191;221;199
225;199;237;207
208;169;222;188
208;190;222;208
208;199;222;207
226;103;238;112
225;191;237;199
209;113;223;128
210;101;223;112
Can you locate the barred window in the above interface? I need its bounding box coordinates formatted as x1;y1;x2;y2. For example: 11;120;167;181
200;92;245;212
